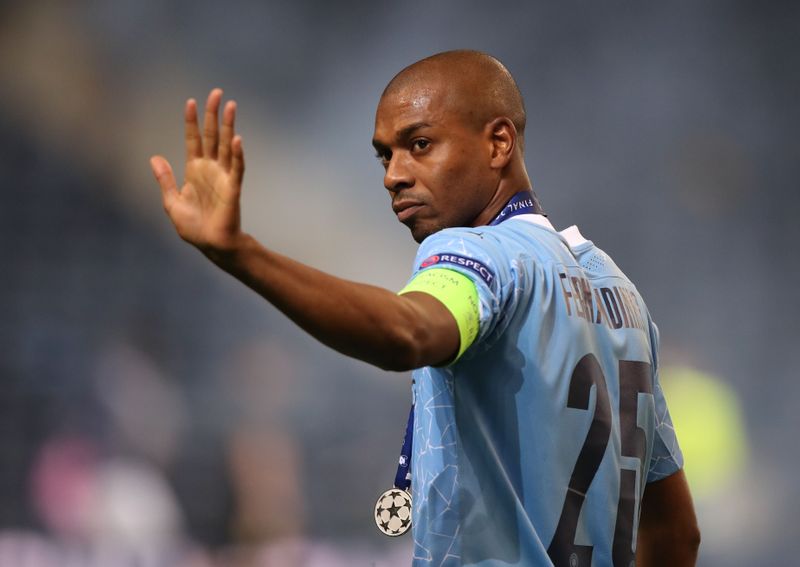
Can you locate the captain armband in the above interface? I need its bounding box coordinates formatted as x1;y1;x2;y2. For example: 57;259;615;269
398;268;480;362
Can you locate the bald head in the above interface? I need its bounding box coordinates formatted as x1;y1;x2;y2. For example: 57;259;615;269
373;50;535;242
381;50;526;142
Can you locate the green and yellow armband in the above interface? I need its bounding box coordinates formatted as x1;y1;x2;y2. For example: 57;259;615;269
398;268;480;363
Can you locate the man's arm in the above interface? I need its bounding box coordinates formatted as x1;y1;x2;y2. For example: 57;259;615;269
636;469;701;566
150;89;459;371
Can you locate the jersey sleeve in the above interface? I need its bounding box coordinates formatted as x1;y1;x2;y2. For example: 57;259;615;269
646;321;685;482
399;268;480;362
403;227;518;360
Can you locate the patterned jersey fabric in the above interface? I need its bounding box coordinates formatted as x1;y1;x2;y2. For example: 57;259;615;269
406;215;682;567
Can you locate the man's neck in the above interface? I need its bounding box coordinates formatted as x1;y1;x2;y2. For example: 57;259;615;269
471;189;519;227
471;180;542;228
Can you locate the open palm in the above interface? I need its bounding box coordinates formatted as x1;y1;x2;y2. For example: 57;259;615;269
151;89;245;256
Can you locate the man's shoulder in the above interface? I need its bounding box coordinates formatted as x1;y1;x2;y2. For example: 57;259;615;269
410;227;515;293
420;225;494;245
415;221;575;273
419;222;539;254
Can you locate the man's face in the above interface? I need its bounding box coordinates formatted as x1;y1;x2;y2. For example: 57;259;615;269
372;84;495;243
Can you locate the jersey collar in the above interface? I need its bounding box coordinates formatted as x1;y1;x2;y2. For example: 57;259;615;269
511;215;590;248
488;190;589;248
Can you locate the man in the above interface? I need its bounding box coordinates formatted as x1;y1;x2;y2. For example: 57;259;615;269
151;50;700;566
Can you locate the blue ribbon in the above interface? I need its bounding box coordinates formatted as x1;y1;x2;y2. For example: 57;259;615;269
393;405;414;490
489;190;545;226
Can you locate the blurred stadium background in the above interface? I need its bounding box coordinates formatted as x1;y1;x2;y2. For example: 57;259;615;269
0;1;797;565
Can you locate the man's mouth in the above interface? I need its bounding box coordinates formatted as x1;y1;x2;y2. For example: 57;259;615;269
393;201;425;223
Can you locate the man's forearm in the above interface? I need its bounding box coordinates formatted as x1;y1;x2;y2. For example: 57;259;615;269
636;471;700;567
211;233;451;371
636;527;700;567
152;90;458;371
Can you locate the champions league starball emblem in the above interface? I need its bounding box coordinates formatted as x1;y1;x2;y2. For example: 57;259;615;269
374;488;412;536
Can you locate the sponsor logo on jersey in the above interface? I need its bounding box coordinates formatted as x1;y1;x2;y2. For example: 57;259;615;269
420;254;495;286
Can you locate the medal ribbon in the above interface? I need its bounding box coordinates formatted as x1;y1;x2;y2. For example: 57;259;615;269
393;405;414;490
488;190;545;226
394;190;543;491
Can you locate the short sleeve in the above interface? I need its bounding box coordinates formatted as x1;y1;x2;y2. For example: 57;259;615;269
646;321;684;482
647;376;685;482
406;227;518;356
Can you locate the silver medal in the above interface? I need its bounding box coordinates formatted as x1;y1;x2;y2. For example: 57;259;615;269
374;487;412;536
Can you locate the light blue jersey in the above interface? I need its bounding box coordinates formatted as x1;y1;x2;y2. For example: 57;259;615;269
407;214;682;567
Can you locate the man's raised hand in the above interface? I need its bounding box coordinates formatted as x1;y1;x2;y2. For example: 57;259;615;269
150;89;246;260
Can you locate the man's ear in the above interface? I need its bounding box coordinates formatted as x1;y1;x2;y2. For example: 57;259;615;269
487;117;517;169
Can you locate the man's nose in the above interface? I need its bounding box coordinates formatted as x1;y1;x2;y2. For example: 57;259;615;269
384;154;414;193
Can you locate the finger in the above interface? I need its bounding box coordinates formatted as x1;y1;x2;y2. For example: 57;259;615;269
185;99;202;161
150;155;179;211
218;100;237;170
202;88;223;159
231;135;245;189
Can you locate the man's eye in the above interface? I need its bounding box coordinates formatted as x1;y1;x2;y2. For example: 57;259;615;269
375;151;391;166
412;139;430;152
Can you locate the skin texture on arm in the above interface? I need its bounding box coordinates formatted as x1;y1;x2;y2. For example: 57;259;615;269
220;238;460;371
150;89;459;371
636;470;701;566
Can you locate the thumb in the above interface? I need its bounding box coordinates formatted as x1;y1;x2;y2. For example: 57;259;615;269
150;156;179;208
